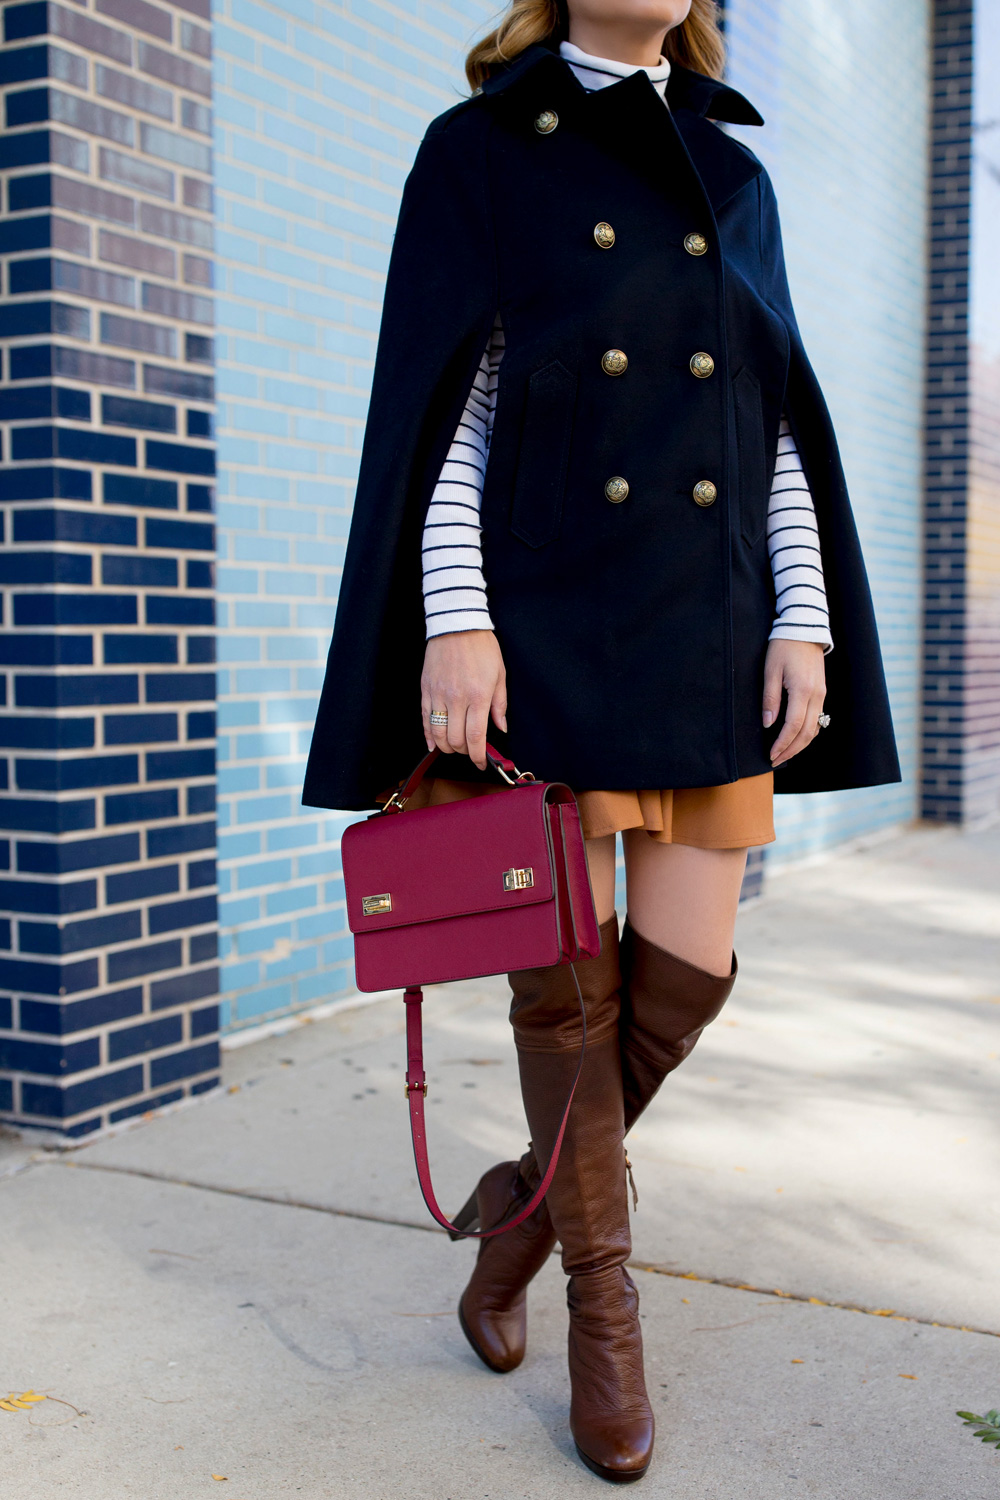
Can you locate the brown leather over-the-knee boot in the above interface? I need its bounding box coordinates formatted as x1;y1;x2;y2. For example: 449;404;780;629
510;930;654;1483
618;918;737;1132
454;917;618;1374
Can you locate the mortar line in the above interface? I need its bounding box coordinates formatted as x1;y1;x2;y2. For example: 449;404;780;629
53;1158;998;1341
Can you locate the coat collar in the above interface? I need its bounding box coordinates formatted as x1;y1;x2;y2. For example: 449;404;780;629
480;40;764;128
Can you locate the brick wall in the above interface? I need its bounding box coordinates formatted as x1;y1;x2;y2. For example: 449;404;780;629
0;0;219;1134
923;0;1000;825
211;0;488;1030
724;0;931;863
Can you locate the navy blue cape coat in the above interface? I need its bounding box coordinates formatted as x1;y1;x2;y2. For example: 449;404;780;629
304;42;900;811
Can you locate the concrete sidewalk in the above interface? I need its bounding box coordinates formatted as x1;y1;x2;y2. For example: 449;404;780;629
2;824;999;1498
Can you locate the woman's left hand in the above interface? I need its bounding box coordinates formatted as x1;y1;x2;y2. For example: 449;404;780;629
762;639;827;768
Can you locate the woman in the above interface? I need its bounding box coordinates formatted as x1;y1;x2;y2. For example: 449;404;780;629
305;0;899;1482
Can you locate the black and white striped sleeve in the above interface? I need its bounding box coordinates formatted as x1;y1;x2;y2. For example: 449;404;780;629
767;416;834;654
422;312;505;639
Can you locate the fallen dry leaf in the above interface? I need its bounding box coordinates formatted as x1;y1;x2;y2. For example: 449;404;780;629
898;1374;918;1380
1;1391;47;1412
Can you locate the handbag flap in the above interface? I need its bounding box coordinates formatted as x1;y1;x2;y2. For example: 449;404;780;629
341;783;556;934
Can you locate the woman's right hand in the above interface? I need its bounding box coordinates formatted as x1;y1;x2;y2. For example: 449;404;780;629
420;631;507;770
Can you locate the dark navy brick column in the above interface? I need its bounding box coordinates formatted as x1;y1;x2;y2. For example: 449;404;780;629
923;0;1000;826
0;0;218;1135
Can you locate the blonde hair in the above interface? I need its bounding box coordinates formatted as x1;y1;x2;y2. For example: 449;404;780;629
465;0;726;92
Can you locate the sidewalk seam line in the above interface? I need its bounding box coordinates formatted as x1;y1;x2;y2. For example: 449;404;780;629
50;1159;998;1341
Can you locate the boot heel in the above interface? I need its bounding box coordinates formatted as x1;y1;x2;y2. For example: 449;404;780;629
447;1187;480;1241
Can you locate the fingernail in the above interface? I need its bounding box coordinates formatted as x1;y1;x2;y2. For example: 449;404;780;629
501;717;507;732
763;710;775;728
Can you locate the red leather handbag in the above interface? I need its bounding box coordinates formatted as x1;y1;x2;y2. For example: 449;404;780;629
341;743;601;1238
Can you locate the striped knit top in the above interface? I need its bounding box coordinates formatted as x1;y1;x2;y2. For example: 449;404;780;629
421;40;834;654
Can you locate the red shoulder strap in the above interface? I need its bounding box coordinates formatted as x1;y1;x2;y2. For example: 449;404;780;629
403;970;586;1238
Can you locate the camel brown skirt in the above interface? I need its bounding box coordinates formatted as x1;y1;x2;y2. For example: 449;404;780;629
390;772;775;850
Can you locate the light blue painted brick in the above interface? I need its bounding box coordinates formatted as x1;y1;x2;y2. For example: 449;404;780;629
296;969;351;1005
230;67;289;113
230;269;290;307
295;667;325;691
215;162;258;200
289;289;348;323
236;667;291;693
267;822;318;851
297;849;342;877
318;325;372;358
218;701;260;728
217;636;260;663
265;569;316;596
237;730;292;759
216;367;259;398
297;479;351;506
294;417;345;445
218;314;260;351
218;501;260;528
231;0;287;41
293;94;348;138
235;472;289;500
320;511;350;537
231;201;288;241
265;946;319;980
321;934;353;965
263;444;318;473
215;90;257;128
265;760;307;787
263;313;316;345
216;734;230;762
262;179;320;218
263;378;320;409
235;599;290;627
264;505;316;534
234;534;290;562
295;605;335;631
272;0;315;23
237;793;294;824
214;20;257;61
234;982;293;1019
218;831;261;862
263;246;324;284
294;538;343;568
295;908;342;941
218;764;260;794
290;25;344;71
236;856;292;887
265;884;317;916
265;635;318;661
219;895;261;926
221;959;261;992
217;566;259;593
219;932;233;959
232;336;290;371
293;352;349;384
260;49;315;90
266;696;317;723
236;920;292;954
322;873;344;901
228;405;289;438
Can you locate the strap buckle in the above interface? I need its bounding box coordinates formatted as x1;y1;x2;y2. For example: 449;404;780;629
404;1079;428;1098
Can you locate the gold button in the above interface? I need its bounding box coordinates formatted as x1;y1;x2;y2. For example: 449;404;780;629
684;231;708;256
534;110;558;134
605;476;629;503
594;221;615;249
693;480;717;507
690;351;715;378
601;348;628;376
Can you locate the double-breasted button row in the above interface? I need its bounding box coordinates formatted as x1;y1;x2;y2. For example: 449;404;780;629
591;222;709;256
604;476;717;507
599;348;714;379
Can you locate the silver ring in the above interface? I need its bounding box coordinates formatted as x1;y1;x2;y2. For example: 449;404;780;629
429;711;448;727
817;712;831;729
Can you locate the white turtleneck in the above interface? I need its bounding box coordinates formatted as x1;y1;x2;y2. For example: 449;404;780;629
421;43;833;656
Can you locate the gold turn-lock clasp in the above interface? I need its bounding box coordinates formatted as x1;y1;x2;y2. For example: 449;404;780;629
362;893;392;916
503;867;535;892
